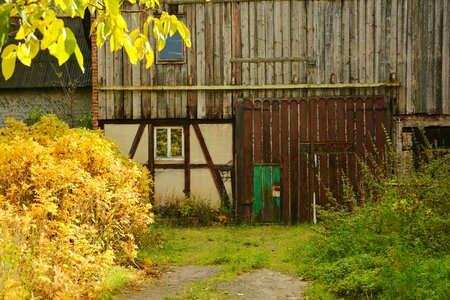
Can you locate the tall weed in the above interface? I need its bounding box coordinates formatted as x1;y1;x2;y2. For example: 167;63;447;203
295;136;450;299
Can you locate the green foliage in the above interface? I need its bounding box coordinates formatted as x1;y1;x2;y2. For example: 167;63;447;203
0;116;154;298
294;147;450;299
0;0;193;80
24;107;46;126
77;111;94;129
153;196;231;226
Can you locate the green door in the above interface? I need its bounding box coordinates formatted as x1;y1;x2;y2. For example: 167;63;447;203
253;165;281;222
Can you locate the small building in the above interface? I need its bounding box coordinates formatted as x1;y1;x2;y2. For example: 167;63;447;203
0;18;92;127
93;0;450;223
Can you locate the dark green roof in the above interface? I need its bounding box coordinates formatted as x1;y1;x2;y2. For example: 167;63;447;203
0;17;92;89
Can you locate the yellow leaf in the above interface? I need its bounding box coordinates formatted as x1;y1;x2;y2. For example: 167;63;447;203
123;37;138;64
145;47;154;69
1;44;17;80
74;46;84;73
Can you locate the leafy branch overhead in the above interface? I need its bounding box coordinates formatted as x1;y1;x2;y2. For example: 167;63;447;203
0;0;193;80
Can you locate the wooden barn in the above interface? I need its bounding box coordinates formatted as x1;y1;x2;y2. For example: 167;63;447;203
93;0;450;223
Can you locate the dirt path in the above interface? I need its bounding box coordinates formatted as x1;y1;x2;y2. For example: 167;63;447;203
115;266;308;300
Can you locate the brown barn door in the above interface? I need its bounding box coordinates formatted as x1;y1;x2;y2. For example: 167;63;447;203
236;96;387;224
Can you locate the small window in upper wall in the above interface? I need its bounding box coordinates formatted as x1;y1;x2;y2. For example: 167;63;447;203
155;127;184;159
157;16;185;63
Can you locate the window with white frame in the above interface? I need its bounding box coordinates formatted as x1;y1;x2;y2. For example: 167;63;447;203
155;127;184;159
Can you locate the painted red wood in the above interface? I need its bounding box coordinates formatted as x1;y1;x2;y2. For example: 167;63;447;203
299;99;310;221
280;100;290;223
317;97;329;207
272;101;280;163
289;101;299;223
253;100;262;163
263;100;272;163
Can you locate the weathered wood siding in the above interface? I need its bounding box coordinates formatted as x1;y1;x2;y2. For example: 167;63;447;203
96;0;450;120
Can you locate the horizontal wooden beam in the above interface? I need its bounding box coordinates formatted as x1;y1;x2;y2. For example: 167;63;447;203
154;163;233;170
230;57;315;63
98;119;233;126
98;82;401;91
399;115;450;128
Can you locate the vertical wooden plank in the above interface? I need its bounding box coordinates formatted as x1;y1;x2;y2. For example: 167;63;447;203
240;1;250;97
213;3;223;118
253;100;262;163
336;97;347;204
389;0;398;76
397;0;407;114
147;124;155;187
299;1;308;84
243;101;253;220
131;58;141;119
433;0;443;114
405;0;414;114
317;98;328;207
223;2;233;119
97;42;106;120
248;0;257;88
265;1;274;97
346;97;357;197
355;97;365;198
349;0;358;83
291;0;301;96
365;96;376;158
374;96;386;160
280;101;290;223
366;0;375;83
256;1;266;98
358;0;367;83
374;0;383;82
113;50;124;119
299;99;309;222
186;4;197;119
443;0;450;114
105;42;115;119
196;3;206;118
281;0;291;97
327;98;338;203
205;2;214;119
123;8;133;119
306;1;317;84
232;1;242;84
324;1;334;83
289;101;299;223
263;100;271;163
184;124;190;196
342;0;350;83
272;101;280;163
274;0;283;96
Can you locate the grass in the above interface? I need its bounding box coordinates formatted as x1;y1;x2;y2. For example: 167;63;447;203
136;224;315;299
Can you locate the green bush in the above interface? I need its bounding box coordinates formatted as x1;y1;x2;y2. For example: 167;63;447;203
0;116;154;299
295;150;450;299
154;196;231;226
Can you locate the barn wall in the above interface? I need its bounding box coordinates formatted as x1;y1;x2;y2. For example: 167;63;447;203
96;0;450;120
0;88;91;127
103;122;233;207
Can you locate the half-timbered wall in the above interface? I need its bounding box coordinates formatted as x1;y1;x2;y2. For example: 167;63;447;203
96;0;450;120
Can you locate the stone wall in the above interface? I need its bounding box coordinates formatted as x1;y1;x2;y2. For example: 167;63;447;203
0;88;91;127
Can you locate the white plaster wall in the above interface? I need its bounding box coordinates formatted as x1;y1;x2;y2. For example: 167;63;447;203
104;124;148;164
153;169;185;205
190;169;232;208
190;124;233;164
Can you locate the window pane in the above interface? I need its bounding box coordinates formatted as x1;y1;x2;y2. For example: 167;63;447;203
156;128;168;157
158;17;184;61
171;128;183;157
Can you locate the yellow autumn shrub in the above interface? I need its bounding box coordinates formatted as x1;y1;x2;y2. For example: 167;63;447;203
0;116;154;299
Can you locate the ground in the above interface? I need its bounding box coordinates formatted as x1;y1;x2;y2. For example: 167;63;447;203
115;265;308;300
